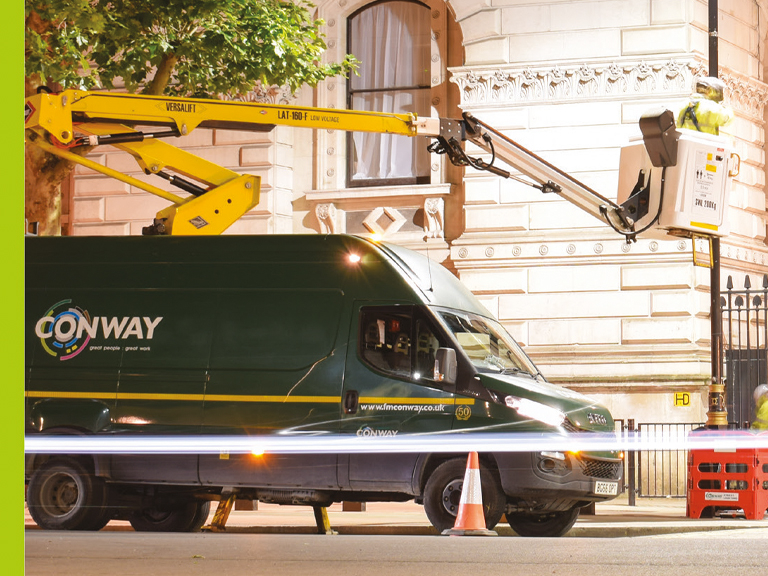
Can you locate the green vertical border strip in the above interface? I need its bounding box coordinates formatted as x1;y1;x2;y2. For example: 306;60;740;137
6;2;24;574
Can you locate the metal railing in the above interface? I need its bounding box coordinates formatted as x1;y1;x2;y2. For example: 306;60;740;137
721;274;768;428
622;420;705;502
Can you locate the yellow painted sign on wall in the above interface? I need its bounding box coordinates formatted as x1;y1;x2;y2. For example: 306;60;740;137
674;392;691;407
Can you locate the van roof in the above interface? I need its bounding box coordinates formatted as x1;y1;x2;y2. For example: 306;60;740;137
26;234;491;317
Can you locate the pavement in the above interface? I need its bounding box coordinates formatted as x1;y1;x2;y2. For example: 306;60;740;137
24;494;768;537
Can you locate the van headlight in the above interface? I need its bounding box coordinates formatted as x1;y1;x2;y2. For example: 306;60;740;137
505;395;566;427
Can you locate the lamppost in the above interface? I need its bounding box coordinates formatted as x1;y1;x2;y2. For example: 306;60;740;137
706;0;728;428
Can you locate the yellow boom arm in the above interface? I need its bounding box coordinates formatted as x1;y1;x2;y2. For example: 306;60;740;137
25;89;440;235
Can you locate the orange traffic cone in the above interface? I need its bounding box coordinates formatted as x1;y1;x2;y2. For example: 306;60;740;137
442;451;498;536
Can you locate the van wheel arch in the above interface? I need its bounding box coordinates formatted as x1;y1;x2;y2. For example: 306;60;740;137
421;455;505;533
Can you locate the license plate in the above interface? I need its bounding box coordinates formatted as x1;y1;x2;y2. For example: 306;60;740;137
593;481;618;496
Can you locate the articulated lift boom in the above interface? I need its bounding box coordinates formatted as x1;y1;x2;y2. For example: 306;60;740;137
25;89;736;240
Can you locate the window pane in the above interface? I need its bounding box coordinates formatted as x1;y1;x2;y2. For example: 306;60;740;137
350;88;430;180
348;1;431;183
350;2;431;91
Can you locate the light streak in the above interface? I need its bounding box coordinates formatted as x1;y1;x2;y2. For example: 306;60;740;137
23;431;768;455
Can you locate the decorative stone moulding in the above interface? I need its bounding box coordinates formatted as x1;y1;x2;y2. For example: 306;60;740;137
424;197;445;238
450;58;768;120
315;203;339;234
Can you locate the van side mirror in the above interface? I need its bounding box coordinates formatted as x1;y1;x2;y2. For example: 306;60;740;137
434;348;457;385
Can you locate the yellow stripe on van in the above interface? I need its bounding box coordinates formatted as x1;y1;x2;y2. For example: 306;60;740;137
359;397;474;405
26;391;474;405
203;395;339;403
25;391;117;400
117;393;205;401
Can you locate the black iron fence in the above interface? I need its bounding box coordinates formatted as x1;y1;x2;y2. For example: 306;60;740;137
721;274;768;429
619;420;704;501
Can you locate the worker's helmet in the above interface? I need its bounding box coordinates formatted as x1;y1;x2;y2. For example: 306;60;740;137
754;384;768;405
695;77;726;103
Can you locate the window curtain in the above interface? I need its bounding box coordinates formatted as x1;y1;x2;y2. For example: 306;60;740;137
349;1;431;182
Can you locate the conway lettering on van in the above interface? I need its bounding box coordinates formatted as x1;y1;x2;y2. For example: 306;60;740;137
35;299;162;361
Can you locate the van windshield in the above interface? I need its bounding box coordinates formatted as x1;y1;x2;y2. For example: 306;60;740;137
436;309;539;377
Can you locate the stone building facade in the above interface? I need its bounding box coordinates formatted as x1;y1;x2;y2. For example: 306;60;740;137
68;0;768;425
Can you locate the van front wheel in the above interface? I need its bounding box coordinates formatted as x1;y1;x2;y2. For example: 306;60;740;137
506;507;580;537
129;500;211;532
423;457;505;533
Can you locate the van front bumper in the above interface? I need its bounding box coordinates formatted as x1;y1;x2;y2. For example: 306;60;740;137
495;451;623;508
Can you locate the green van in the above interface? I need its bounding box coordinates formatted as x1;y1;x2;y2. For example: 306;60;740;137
25;234;622;536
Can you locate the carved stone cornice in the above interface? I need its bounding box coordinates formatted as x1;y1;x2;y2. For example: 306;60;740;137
450;58;768;121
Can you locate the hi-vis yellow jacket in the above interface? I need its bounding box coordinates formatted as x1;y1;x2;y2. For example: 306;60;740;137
677;97;734;135
752;395;768;431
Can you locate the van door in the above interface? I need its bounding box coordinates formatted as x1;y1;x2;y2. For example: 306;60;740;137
198;289;345;490
340;303;460;492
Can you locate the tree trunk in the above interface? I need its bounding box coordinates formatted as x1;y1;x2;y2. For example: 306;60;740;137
25;75;74;236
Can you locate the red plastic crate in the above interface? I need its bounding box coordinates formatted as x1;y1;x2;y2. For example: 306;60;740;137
686;436;768;520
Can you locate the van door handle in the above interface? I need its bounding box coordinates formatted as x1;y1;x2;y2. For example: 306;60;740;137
344;390;359;414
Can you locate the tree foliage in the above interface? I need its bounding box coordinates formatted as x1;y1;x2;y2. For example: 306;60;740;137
26;0;356;96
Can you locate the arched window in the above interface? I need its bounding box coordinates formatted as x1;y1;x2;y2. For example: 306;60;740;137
347;0;431;187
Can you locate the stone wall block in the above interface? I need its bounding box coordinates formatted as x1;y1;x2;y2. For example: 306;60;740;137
449;0;492;23
214;129;273;146
464;204;528;231
499;4;550;35
73;197;105;223
72;222;131;236
499;291;649;321
621;25;689;56
240;145;275;167
196;146;241;168
622;264;694;289
168;129;213;148
621;317;694;344
465;177;500;204
476;295;499;320
74;177;130;197
528;318;621;346
465;37;510;65
529;200;608;230
550;1;650;31
459;268;527;294
651;0;687;25
105;194;171;223
461;10;501;43
500;319;527;346
104;151;145;175
507;30;621;63
74;154;106;175
650;290;694;317
529;102;622;128
529;265;621;293
224;215;271;235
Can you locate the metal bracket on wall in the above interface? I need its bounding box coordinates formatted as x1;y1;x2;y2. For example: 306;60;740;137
692;235;714;269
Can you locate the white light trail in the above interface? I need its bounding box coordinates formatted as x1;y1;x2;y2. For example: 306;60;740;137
23;431;768;455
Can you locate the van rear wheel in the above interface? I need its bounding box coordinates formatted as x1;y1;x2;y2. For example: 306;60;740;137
27;457;109;531
129;500;211;532
506;507;580;537
423;457;505;533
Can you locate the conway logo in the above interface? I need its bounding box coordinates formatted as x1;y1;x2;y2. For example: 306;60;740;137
35;299;163;361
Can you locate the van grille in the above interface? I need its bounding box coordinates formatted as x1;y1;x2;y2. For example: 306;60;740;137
580;458;622;480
